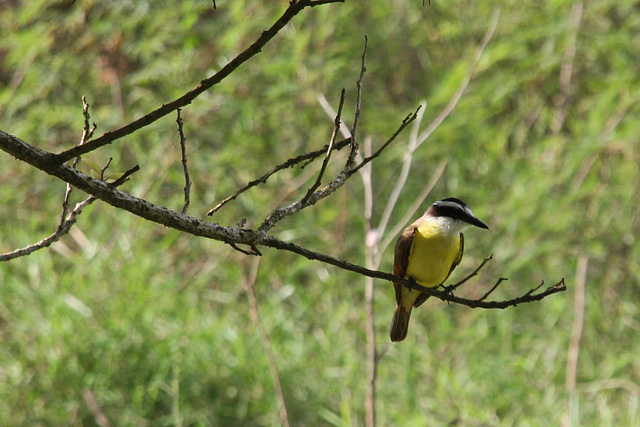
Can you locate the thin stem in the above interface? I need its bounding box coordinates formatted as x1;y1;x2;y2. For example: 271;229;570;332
243;257;290;427
176;109;192;214
302;89;346;201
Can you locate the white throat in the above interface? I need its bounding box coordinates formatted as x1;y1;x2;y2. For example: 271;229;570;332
429;215;469;236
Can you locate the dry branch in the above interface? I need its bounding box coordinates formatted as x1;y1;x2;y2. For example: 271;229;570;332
176;108;192;214
206;137;352;216
302;88;346;201
0;0;565;312
0;129;565;308
52;0;343;164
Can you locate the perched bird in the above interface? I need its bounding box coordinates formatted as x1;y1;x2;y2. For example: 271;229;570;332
390;198;489;342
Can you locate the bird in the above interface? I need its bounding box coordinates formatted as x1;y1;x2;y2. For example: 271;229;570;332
390;197;489;342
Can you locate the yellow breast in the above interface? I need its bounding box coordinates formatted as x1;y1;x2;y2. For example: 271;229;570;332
405;221;461;288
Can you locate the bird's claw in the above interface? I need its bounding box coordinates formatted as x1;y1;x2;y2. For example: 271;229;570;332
441;284;456;305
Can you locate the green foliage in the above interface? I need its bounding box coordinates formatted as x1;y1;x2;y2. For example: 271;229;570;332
1;0;639;425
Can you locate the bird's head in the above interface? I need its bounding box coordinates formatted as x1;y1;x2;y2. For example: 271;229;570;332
426;197;489;231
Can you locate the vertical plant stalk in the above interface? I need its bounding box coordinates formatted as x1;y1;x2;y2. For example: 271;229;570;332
82;389;111;427
361;137;377;427
552;1;583;135
564;254;587;426
243;257;290;427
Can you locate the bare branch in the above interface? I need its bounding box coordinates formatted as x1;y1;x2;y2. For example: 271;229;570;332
450;254;494;290
346;35;367;170
317;94;352;138
479;277;508;301
0;196;93;261
110;165;140;186
53;0;343;164
0;158;139;262
0;128;564;309
80;95;97;149
206;137;352;215
61;96;98;223
99;157;113;180
257;108;418;232
405;277;567;309
228;242;262;256
349;106;422;177
176;109;192;214
374;102;427;244
302;88;346;201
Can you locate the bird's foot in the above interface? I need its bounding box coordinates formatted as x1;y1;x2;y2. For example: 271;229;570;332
441;284;456;305
407;277;423;295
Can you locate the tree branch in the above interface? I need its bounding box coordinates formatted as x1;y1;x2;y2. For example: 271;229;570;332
0;159;139;262
53;0;343;164
302;88;346;201
257;107;417;232
176;108;191;214
0;130;565;309
206;137;352;216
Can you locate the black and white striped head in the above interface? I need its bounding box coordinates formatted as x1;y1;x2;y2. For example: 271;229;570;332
426;198;489;230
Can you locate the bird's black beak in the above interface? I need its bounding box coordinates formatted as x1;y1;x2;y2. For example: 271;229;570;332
465;212;489;230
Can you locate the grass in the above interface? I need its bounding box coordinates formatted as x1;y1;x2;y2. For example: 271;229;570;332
1;0;640;425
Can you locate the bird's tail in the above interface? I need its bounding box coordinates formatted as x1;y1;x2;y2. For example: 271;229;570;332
389;304;412;342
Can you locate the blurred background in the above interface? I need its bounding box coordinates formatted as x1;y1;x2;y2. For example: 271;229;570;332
1;0;639;425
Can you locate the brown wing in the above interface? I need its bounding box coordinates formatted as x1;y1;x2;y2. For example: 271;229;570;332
393;226;416;304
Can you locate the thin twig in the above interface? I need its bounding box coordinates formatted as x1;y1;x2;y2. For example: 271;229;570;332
403;277;567;309
243;257;290;427
302;89;346;201
228;242;262;256
258;108;419;232
0;130;566;309
109;164;140;187
81;97;97;145
346;36;367;170
479;277;508;301
348;107;421;177
317;94;352;138
450;254;494;290
0;165;139;262
99;158;113;180
206;137;352;215
524;280;546;297
0;196;93;261
176;109;192;214
54;0;343;164
61;96;98;224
